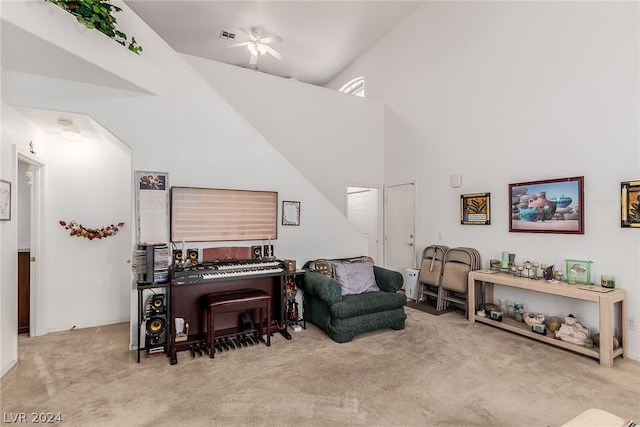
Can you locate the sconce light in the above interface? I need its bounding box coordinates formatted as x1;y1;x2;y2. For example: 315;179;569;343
58;119;82;141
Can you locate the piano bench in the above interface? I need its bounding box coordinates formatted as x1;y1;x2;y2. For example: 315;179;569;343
204;289;271;358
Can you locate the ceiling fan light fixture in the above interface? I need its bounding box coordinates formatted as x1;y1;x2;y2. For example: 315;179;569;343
248;42;267;56
58;119;82;141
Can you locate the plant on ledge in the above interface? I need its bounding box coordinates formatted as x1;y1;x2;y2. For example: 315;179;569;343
45;0;142;54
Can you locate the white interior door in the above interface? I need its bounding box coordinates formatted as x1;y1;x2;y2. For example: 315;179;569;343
17;150;45;337
347;187;382;262
384;182;416;273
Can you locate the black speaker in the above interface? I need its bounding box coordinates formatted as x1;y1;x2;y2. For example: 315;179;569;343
252;245;262;259
187;248;198;265
173;249;183;265
145;315;167;348
145;294;167;349
263;244;274;258
149;294;166;314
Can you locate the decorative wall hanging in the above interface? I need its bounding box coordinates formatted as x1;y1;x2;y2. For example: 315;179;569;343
0;179;11;221
282;201;301;226
509;176;584;234
59;220;124;240
460;193;490;225
621;180;640;228
136;171;169;245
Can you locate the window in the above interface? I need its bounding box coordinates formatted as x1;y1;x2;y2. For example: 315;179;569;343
339;76;365;97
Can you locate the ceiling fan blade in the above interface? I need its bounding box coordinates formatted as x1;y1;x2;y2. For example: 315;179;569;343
249;53;258;65
264;45;284;61
258;36;282;44
239;28;258;42
225;41;252;49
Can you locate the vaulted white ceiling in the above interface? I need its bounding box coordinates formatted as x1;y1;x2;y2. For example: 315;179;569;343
125;1;423;86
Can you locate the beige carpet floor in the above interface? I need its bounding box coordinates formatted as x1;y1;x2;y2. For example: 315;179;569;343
1;307;639;427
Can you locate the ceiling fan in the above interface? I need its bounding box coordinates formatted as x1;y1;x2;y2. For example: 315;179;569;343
225;27;284;66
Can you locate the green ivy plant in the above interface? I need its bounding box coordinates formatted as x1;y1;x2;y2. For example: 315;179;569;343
45;0;142;54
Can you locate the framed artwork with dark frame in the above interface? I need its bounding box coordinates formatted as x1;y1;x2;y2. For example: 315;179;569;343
621;180;640;228
509;176;584;234
0;179;11;221
460;192;491;225
282;200;300;226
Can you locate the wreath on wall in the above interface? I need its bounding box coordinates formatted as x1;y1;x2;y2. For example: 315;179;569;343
59;220;124;240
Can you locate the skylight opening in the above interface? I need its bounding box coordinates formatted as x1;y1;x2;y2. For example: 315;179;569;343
339;76;365;97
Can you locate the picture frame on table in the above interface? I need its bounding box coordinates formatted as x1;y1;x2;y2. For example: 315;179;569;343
621;180;640;228
0;179;11;221
282;200;300;226
565;259;593;285
460;192;491;225
509;176;584;234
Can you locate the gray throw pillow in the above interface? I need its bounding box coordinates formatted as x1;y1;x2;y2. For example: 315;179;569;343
333;261;380;296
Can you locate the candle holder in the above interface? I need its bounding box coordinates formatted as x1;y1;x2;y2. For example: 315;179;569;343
524;261;532;278
532;261;540;279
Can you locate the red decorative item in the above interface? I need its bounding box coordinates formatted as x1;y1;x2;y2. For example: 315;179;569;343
59;220;124;240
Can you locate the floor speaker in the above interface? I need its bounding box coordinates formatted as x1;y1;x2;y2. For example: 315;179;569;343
146;315;167;348
146;294;167;348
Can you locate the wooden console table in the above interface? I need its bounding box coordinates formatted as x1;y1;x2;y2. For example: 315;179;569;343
467;271;627;367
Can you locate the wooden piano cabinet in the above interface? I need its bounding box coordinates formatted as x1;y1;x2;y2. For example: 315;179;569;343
467;271;627;367
169;271;287;365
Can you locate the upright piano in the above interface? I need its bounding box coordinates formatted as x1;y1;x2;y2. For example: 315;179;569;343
169;259;290;365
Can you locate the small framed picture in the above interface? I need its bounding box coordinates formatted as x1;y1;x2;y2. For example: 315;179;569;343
565;259;593;285
0;179;11;221
282;200;300;226
621;180;640;228
509;176;584;234
460;192;491;225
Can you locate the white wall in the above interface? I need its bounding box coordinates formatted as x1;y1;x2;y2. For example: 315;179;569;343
42;134;132;332
328;1;640;360
183;55;385;213
1;0;374;372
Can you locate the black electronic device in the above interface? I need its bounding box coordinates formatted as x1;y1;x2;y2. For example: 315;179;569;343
252;245;262;259
149;294;166;314
187;249;198;265
145;293;168;349
173;249;183;265
263;244;274;258
145;315;167;348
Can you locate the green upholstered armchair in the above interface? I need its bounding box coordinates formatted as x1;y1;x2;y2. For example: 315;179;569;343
300;258;407;343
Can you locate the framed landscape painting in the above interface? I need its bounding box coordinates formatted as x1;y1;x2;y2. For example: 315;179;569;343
509;176;584;234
